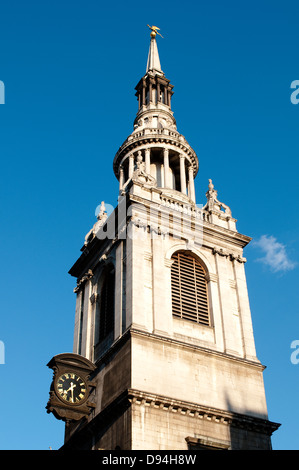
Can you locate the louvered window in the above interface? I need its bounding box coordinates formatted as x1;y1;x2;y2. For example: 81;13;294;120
171;252;210;325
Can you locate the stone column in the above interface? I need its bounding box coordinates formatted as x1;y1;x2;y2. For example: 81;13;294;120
145;148;151;174
164;88;168;106
188;165;196;202
119;165;124;192
129;154;134;178
149;82;152;103
163;148;170;188
142;81;146;106
180;154;186;194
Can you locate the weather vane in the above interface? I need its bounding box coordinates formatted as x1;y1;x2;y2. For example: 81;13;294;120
147;24;164;39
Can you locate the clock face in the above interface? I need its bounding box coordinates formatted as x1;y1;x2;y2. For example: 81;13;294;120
56;372;87;405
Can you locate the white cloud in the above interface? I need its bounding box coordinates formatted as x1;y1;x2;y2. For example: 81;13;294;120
252;235;297;273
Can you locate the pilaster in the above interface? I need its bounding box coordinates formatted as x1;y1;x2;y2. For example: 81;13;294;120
151;235;173;336
115;241;124;339
214;251;244;357
232;259;258;361
79;280;93;360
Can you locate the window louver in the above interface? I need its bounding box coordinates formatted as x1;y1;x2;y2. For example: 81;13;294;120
171;252;210;326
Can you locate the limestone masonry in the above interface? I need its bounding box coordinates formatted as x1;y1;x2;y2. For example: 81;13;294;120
60;28;280;450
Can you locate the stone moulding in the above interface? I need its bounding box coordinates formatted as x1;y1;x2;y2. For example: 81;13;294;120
212;247;247;263
92;327;266;380
113;128;199;178
127;388;280;436
129;327;265;371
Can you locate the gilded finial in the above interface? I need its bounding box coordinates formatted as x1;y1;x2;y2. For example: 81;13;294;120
147;24;164;39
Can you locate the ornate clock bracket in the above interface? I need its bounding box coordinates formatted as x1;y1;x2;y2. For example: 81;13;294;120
46;353;97;422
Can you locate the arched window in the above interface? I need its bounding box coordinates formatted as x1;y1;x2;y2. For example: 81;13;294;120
171;251;210;326
97;268;115;344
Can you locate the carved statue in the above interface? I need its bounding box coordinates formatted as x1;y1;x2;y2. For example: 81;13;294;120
132;150;157;187
84;201;108;245
204;179;232;216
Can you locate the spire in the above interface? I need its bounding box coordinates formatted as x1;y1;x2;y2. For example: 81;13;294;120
146;25;163;75
133;25;174;122
113;26;199;203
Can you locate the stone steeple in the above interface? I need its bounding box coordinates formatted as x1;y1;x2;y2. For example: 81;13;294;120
113;27;198;205
47;26;280;451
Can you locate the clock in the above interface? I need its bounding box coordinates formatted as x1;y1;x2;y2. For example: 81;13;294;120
47;353;96;421
55;372;87;405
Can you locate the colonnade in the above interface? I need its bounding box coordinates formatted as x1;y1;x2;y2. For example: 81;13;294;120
119;147;196;203
137;78;173;109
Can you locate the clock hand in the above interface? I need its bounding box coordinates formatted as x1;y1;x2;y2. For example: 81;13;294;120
64;383;76;399
69;382;76;403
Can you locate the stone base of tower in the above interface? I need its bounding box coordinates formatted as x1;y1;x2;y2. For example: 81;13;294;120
61;330;279;450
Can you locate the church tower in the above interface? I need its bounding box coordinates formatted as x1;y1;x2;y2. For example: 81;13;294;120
47;27;280;450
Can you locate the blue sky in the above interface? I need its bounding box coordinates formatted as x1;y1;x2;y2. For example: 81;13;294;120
0;0;298;450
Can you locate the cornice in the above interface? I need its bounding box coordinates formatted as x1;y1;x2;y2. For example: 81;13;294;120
93;325;264;376
129;328;265;371
61;385;280;450
113;128;199;177
69;193;251;281
129;192;251;249
127;388;280;436
201;222;252;249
